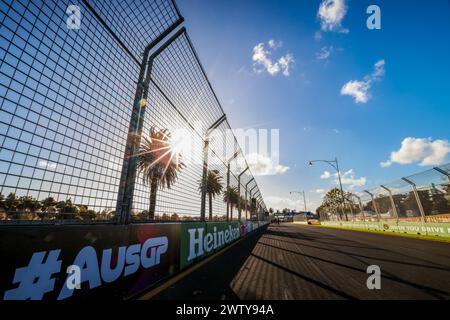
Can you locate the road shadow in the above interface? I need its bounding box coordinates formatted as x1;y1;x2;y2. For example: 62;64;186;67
152;230;264;300
264;226;450;299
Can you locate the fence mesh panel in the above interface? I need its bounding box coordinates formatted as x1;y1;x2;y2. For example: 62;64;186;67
86;0;181;61
0;0;266;224
0;0;140;221
319;164;450;223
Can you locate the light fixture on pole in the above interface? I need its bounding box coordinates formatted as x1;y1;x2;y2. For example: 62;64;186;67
309;157;348;221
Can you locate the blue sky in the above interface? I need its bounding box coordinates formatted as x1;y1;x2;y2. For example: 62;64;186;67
177;0;450;211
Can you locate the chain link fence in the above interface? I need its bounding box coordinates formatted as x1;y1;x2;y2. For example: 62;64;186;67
319;164;450;223
0;0;267;223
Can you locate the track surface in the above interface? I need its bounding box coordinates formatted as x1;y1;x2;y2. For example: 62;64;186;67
152;223;450;300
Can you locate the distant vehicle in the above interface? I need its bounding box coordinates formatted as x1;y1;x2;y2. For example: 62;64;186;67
307;219;321;225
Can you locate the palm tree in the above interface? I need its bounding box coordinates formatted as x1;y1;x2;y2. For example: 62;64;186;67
250;197;257;218
198;169;223;220
238;195;248;220
223;186;239;220
136;127;185;220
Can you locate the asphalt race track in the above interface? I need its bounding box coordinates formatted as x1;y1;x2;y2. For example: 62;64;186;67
151;223;450;300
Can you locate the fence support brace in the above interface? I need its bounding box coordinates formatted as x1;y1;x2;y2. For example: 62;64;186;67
352;194;366;222
245;178;254;221
380;185;399;223
200;115;227;221
402;177;427;223
364;190;381;221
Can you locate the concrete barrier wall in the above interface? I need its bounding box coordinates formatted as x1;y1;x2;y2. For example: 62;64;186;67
0;221;269;300
321;221;450;238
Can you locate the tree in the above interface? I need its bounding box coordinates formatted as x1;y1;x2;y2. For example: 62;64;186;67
77;204;96;220
38;197;58;220
198;169;223;220
238;196;246;210
250;198;257;216
3;193;19;219
17;196;41;220
223;186;239;220
320;188;346;220
136;127;185;220
0;193;6;220
41;197;57;211
431;192;450;214
403;190;433;218
56;199;79;220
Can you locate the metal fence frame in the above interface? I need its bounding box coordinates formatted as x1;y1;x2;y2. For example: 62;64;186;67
320;164;450;223
0;0;267;225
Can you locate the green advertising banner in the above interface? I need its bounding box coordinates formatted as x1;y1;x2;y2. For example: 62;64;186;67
322;221;450;238
180;221;242;269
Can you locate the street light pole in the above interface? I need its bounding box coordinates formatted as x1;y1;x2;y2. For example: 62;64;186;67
309;157;348;221
289;191;307;211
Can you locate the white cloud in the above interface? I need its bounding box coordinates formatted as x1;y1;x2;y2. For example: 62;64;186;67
372;59;386;79
268;39;282;49
341;80;371;103
278;54;294;76
252;41;294;77
247;153;290;176
315;189;326;194
316;46;333;60
320;171;331;179
320;169;366;189
317;0;348;33
38;160;57;170
339;169;367;188
381;137;450;167
341;59;385;104
265;196;303;211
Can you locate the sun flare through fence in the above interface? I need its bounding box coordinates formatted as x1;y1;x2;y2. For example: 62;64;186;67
0;0;266;224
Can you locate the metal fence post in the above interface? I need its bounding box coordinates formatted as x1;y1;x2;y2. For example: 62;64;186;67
353;194;365;222
116;27;186;224
226;151;240;221
200;116;227;221
380;185;399;223
365;190;381;221
245;178;254;221
237;167;249;221
250;185;257;220
402;177;427;223
200;139;209;222
434;167;450;181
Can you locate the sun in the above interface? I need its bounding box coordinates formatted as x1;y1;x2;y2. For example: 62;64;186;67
169;128;191;156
